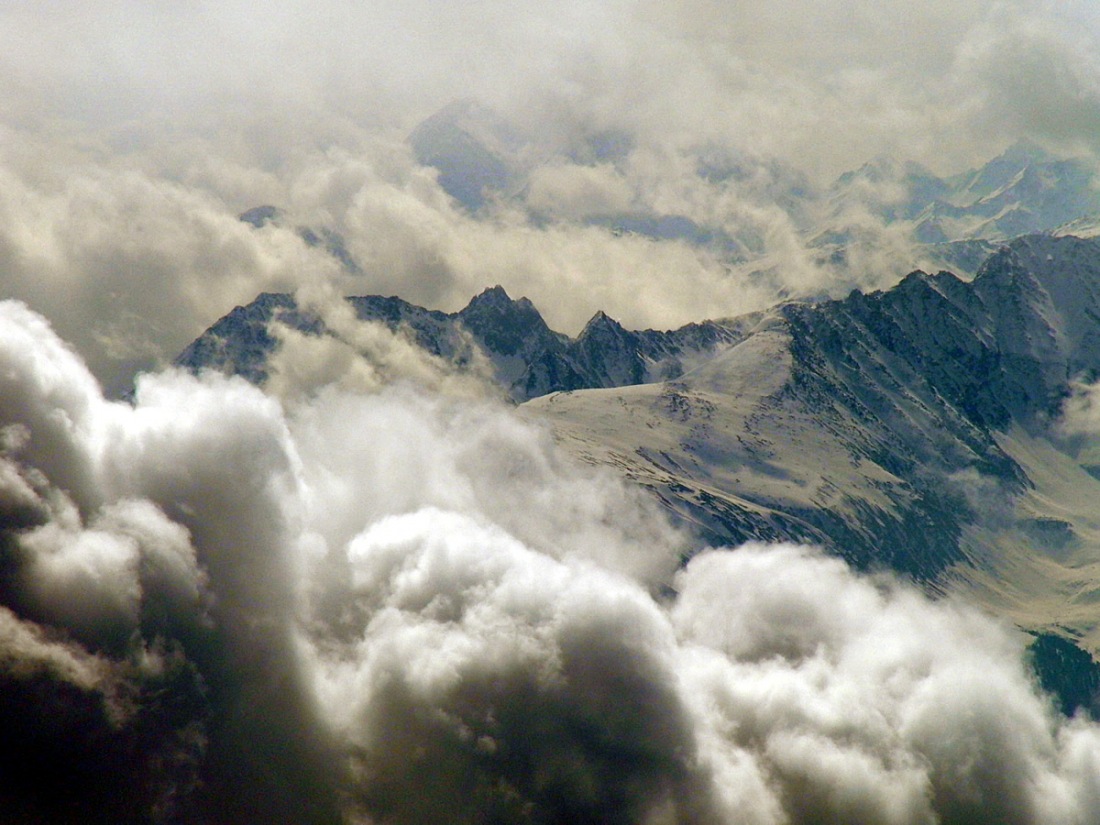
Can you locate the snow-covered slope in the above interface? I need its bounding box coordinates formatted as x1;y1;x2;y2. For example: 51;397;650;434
523;235;1100;661
822;140;1100;245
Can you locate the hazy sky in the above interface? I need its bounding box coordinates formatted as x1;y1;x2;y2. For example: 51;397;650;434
1;0;1099;388
4;0;1099;174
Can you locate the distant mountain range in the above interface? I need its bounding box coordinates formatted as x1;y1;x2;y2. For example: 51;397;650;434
178;233;1100;714
235;105;1100;313
822;140;1100;244
408;100;1100;274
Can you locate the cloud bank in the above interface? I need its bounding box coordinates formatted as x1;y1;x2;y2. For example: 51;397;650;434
1;301;1100;823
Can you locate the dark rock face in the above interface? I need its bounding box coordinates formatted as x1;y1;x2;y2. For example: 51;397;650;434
695;236;1100;572
790;234;1100;438
1028;632;1100;717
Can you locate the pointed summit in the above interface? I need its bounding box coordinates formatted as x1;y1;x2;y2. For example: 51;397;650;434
463;285;514;311
457;285;557;359
409;100;523;211
579;309;627;339
574;310;646;387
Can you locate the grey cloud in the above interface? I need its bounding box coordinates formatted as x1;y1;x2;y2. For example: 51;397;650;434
1;1;1095;184
0;603;208;824
951;4;1100;156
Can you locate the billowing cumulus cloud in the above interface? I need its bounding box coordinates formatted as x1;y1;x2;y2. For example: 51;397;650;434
2;302;1100;823
951;4;1100;156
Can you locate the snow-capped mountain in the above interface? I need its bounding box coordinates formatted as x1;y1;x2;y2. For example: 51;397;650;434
177;233;1100;710
408;100;532;212
823;140;1100;246
522;234;1100;679
408;101;1100;280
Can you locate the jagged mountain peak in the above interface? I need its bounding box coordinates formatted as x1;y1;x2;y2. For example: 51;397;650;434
462;284;515;309
177;286;743;403
953;140;1057;201
459;285;539;315
408;101;527;212
410;99;523;152
458;284;550;338
455;285;559;365
579;309;626;336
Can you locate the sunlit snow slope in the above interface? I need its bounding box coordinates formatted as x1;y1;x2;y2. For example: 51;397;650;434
524;234;1100;656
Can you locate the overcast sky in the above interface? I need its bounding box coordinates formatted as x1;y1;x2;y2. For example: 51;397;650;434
5;1;1100;175
2;0;1100;387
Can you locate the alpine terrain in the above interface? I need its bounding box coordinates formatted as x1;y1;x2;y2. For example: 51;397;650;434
179;232;1100;713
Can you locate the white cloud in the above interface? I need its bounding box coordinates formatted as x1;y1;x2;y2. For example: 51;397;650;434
526;163;636;219
1058;379;1100;437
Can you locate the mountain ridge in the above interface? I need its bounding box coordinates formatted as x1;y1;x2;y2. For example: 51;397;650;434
175;285;747;403
176;234;1100;708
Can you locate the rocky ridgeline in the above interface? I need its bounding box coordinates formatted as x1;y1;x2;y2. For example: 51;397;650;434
174;285;746;402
